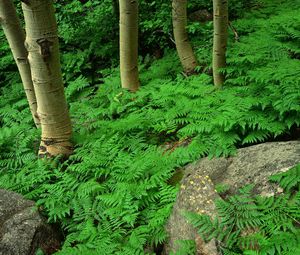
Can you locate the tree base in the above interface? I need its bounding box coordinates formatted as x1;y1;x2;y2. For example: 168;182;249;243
38;139;73;159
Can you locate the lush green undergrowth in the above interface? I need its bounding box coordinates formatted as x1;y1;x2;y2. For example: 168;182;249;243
0;0;300;254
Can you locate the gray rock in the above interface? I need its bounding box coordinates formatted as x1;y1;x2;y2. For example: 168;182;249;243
188;9;213;23
165;141;300;254
0;189;61;255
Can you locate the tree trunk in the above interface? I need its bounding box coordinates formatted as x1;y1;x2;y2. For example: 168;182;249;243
119;0;139;91
172;0;198;75
21;0;73;158
0;0;40;127
212;0;228;87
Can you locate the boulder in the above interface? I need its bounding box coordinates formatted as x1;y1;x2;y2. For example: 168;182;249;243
165;141;300;254
0;189;61;255
188;9;213;23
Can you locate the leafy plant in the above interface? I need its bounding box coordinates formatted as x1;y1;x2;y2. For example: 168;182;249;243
0;0;300;254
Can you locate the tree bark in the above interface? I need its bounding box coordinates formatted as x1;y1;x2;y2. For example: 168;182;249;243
0;0;40;127
172;0;198;75
21;0;73;158
119;0;140;92
212;0;228;87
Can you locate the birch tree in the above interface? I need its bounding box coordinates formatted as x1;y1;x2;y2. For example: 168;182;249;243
119;0;140;91
213;0;228;87
22;0;73;158
0;0;39;127
172;0;198;74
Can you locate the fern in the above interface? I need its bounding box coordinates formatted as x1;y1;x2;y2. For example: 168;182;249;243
1;0;300;254
171;240;196;255
269;164;300;191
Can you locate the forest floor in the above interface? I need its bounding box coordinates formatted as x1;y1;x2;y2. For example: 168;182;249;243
0;0;300;254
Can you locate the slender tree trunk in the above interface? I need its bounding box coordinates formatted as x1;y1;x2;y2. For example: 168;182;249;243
172;0;198;75
119;0;139;91
212;0;228;87
0;0;40;127
21;0;73;158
